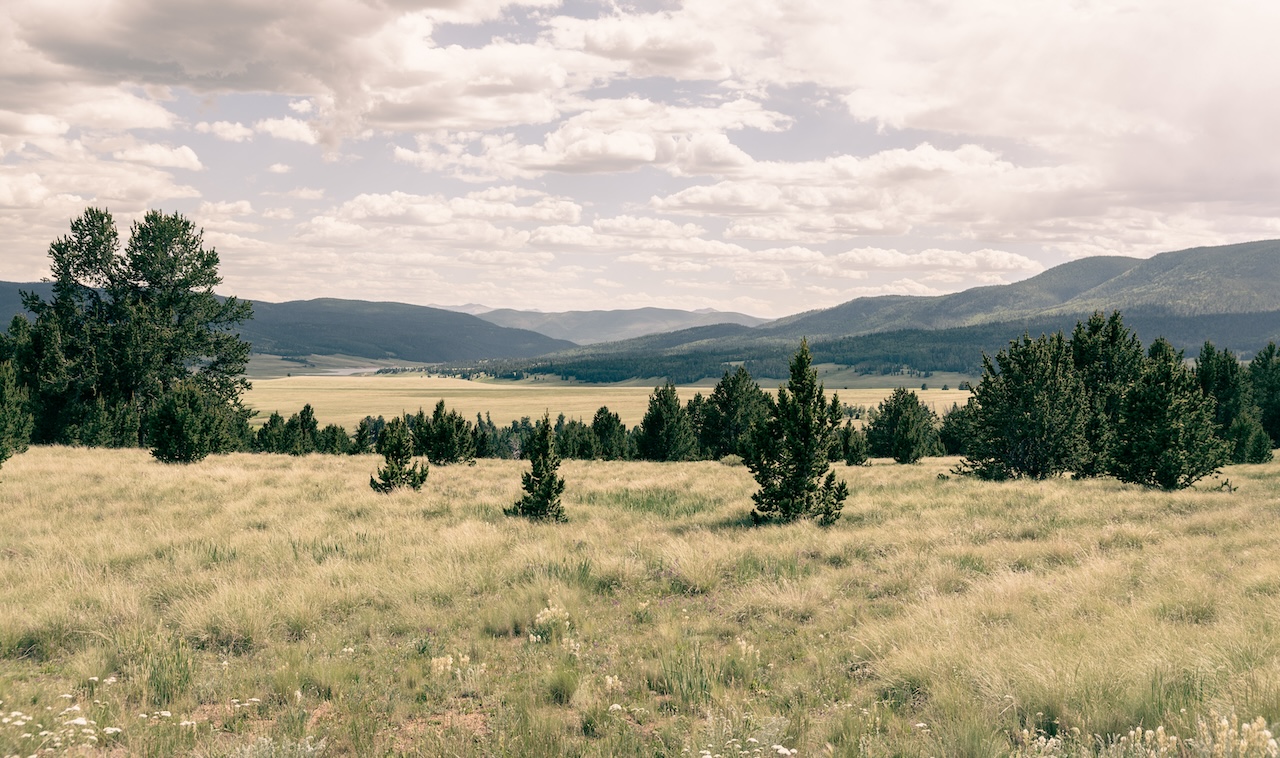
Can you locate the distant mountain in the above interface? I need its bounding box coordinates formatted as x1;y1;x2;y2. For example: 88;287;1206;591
0;285;574;363
761;241;1280;339
475;306;767;344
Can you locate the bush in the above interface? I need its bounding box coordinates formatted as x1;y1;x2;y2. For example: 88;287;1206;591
369;417;428;493
147;381;233;464
507;413;566;522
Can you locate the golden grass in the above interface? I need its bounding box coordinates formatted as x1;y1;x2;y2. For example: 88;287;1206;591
242;375;972;428
1;448;1278;756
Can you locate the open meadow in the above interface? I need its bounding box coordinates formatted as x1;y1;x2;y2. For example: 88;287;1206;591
241;375;972;429
2;446;1279;756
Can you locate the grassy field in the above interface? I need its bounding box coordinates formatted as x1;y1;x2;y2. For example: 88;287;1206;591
2;447;1279;756
242;375;972;429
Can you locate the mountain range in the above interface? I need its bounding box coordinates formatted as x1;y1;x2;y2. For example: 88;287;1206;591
3;239;1279;379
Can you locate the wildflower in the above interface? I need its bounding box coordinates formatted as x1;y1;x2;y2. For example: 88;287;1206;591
609;704;622;712
159;710;172;718
64;717;88;726
103;727;122;735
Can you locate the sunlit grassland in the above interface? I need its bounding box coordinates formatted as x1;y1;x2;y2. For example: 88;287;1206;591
2;448;1279;756
242;375;972;428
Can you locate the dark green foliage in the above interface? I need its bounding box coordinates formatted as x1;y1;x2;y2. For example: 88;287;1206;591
1251;342;1280;446
1070;311;1144;477
254;412;289;453
554;414;598;459
746;340;848;526
637;382;696;461
0;359;33;470
410;400;475;465
1197;342;1272;464
700;366;769;458
352;416;383;454
8;208;252;447
285;404;319;455
591;406;628;460
838;421;868;466
507;413;566;522
959;332;1087;480
316;423;351;455
147;381;234;464
370;417;428;493
684;392;709;459
1113;339;1229;490
939;401;976;456
865;387;941;464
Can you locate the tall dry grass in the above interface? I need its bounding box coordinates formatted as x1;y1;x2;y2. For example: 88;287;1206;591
1;447;1277;756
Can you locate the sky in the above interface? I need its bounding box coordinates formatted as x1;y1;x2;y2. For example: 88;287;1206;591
2;1;1279;319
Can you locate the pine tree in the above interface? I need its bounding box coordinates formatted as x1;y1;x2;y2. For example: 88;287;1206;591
746;340;848;526
939;401;976;456
1113;338;1229;490
147;380;232;464
1250;342;1280;447
1070;311;1144;477
839;421;869;466
959;332;1087;480
0;359;33;471
701;366;769;459
865;387;940;464
591;406;628;460
637;382;695;461
1197;341;1272;464
415;400;475;465
369;417;429;493
507;413;567;522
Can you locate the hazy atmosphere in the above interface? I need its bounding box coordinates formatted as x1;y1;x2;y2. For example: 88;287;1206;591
2;1;1279;316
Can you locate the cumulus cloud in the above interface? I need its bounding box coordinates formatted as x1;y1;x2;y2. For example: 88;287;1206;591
195;121;253;142
111;143;203;170
255;117;317;144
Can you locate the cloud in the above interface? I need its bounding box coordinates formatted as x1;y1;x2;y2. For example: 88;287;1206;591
268;162;291;174
255;117;317;144
195;120;253;142
111;143;203;170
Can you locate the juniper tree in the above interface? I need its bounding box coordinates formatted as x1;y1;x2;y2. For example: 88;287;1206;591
507;413;566;522
637;382;695;461
0;360;33;471
370;416;429;493
1197;341;1272;464
1070;311;1144;477
959;332;1087;480
865;387;941;464
1112;338;1229;490
745;340;848;526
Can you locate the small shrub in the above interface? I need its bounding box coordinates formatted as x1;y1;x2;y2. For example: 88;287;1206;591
370;417;428;493
148;380;233;464
506;413;566;522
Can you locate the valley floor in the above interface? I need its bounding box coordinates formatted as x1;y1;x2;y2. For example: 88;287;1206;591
1;448;1278;756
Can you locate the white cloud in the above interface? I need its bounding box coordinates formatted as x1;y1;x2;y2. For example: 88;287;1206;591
195;121;253;142
111;143;203;170
255;117;317;144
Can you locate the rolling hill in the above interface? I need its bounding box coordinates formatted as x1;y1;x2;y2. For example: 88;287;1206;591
0;286;575;363
475;306;767;344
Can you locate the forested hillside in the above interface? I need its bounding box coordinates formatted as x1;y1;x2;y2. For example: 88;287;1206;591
476;306;766;344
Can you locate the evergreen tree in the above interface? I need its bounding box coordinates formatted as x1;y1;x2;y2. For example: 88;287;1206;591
10;208;252;446
254;412;289;453
1113;338;1229;490
0;360;33;471
959;332;1087;480
352;415;384;454
637;382;696;461
838;421;869;466
591;406;628;460
939;401;976;456
685;392;710;459
415;400;475;465
865;387;941;464
746;340;848;526
1250;342;1280;447
507;413;567;522
316;423;352;455
370;416;429;493
554;416;598;459
701;366;769;459
1197;342;1272;464
1070;311;1144;477
147;380;233;464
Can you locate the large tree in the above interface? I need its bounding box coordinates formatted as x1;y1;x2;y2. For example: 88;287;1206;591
1069;311;1144;477
746;340;848;526
1196;342;1272;464
10;208;252;446
959;332;1087;480
1113;339;1229;490
700;366;769;459
0;360;33;471
637;382;696;461
1248;342;1280;448
865;387;940;464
